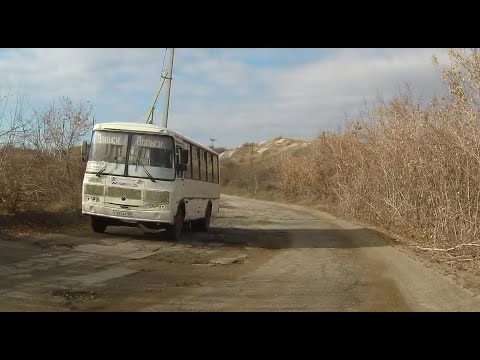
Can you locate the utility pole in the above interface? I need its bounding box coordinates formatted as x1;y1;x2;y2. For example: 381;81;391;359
162;48;175;128
145;48;175;127
210;138;216;149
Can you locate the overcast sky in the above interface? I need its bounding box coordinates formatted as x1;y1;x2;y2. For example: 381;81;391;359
0;48;449;148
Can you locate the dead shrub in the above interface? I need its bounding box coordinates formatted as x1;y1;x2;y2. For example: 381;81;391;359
276;48;480;250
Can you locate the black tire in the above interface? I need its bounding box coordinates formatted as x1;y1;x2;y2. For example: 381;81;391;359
166;205;185;241
190;219;200;232
91;216;107;233
197;203;212;232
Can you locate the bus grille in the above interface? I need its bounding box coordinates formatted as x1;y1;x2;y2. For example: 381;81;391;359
106;187;142;200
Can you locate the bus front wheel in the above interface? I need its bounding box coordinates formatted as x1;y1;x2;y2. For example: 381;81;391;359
91;216;107;233
192;203;211;232
166;206;184;241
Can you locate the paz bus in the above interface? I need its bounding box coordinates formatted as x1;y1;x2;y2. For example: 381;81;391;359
81;122;220;240
80;49;220;240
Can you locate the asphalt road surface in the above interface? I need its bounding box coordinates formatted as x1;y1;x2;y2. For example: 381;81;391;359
1;194;480;311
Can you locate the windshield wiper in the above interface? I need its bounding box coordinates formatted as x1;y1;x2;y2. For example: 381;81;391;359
96;156;118;177
136;159;156;182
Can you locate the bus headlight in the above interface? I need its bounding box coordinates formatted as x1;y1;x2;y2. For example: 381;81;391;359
84;184;105;196
144;203;168;210
143;190;169;209
84;184;104;203
145;203;160;209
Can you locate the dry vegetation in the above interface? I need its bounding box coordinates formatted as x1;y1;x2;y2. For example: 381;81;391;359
0;94;91;232
220;136;309;200
3;48;480;271
222;49;480;272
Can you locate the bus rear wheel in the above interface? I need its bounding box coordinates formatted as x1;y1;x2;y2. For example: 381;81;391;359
91;216;107;233
166;206;184;241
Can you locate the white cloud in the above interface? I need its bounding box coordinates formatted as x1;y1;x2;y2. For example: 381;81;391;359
0;48;449;147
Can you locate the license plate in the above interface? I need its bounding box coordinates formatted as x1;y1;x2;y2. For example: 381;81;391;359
113;210;133;217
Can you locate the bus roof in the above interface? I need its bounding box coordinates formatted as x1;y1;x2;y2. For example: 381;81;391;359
93;122;218;155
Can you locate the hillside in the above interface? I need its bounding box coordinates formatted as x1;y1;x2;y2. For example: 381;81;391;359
218;136;311;201
219;136;310;165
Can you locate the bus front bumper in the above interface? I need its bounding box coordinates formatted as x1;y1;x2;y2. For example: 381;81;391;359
82;204;174;224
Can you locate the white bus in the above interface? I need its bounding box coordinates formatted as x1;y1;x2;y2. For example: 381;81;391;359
81;121;221;240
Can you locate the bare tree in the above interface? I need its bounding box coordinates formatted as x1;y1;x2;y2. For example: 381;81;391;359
0;90;31;213
0;94;94;214
26;97;93;207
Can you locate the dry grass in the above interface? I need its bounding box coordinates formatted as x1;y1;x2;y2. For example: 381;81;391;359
276;49;480;254
222;49;480;270
0;95;92;232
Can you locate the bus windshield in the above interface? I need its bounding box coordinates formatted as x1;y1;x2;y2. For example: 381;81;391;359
127;134;175;181
86;131;175;181
86;131;129;176
128;134;174;169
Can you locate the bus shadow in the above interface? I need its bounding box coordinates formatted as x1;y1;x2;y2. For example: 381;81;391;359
110;225;392;249
189;226;390;249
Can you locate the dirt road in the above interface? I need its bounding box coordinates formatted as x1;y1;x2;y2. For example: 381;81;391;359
1;194;480;311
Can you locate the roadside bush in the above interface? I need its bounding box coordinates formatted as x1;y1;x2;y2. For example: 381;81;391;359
0;94;92;215
277;49;480;248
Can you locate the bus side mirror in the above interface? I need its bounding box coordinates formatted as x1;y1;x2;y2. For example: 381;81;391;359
181;149;189;164
81;140;89;162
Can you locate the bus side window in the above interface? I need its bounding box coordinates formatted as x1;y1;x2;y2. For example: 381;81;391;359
207;153;213;183
176;146;184;177
192;146;200;180
212;154;218;184
200;150;207;181
184;144;192;179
